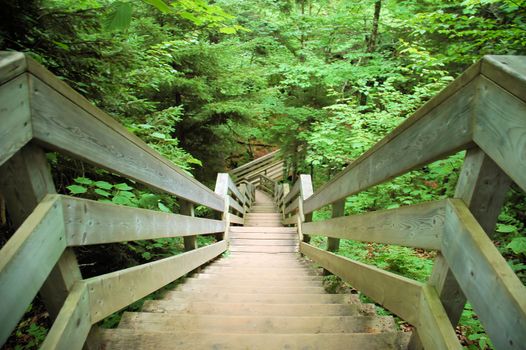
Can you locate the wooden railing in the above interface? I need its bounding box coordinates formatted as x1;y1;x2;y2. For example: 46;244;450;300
256;174;276;196
229;149;285;185
0;52;252;349
276;55;526;349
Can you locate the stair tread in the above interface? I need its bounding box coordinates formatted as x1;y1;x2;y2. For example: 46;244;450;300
118;313;397;334
141;301;361;316
98;329;407;350
164;291;360;304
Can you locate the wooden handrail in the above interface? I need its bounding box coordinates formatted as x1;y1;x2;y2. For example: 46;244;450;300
282;56;526;349
0;52;257;348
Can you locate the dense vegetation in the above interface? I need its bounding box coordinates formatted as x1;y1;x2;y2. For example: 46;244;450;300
1;0;525;349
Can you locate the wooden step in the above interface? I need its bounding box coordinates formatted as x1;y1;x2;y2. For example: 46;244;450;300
230;239;298;246
164;291;359;304
211;260;307;268
118;313;396;334
229;232;297;239
203;266;314;275
230;245;297;252
193;273;323;282
141;301;360;316
183;277;323;288
229;227;296;233
244;222;283;227
177;285;326;294
98;330;407;350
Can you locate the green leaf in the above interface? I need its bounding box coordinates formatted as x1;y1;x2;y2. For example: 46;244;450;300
118;191;136;198
142;0;172;13
74;177;93;185
507;237;526;255
114;183;134;191
94;181;113;190
219;27;237;34
138;193;160;209
496;224;517;233
112;195;132;206
151;132;167;139
158;202;171;213
141;251;152;260
104;1;133;31
94;188;112;197
67;185;87;194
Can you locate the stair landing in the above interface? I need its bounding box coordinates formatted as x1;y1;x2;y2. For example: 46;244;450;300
97;190;407;349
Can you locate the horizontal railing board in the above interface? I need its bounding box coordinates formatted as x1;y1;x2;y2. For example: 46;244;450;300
0;195;66;345
0;52;28;84
61;196;225;246
227;176;246;205
40;282;91;350
283;214;298;226
481;55;526;102
283;180;300;206
473;77;526;193
228;195;244;214
86;240;227;323
284;197;300;215
26;72;223;211
229;213;244;225
302;200;446;250
0;75;32;166
300;242;422;324
443;200;526;350
304;78;477;214
230;150;280;175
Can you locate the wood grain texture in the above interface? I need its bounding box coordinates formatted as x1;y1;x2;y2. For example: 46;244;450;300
0;51;27;84
442;199;526;350
28;75;223;211
304;79;478;214
283;214;298;226
180;200;197;251
300;242;422;324
230;213;244;225
40;282;91;350
86;241;227;323
473;76;526;192
0;195;66;345
327;199;345;252
0;75;32;166
61;196;225;246
482;55;526;102
416;285;462;350
228;195;244;214
303;200;446;250
284;197;299;215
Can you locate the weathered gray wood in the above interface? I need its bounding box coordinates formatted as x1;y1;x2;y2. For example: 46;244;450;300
28;75;223;211
303;200;446;250
215;173;229;198
230;213;244;225
283;179;300;206
473;76;526;192
230;150;279;177
86;241;227;323
442;199;526;350
61;196;225;246
0;51;27;84
416;285;462;349
300;242;422;324
299;175;314;243
40;282;91;350
283;214;298;226
482;55;526;102
304;79;478;214
0;144;82;324
327;199;345;252
0;195;66;345
284;197;300;215
227;175;246;205
180;200;197;251
229;195;245;214
0;75;32;166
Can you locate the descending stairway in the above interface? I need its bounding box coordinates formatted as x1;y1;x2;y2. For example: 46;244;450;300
98;190;407;349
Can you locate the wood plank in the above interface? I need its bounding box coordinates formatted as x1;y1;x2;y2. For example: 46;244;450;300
0;195;66;345
283;214;298;226
61;196;225;246
300;242;422;324
40;282;91;350
303;200;446;250
165;291;356;304
473;76;526;192
230;150;280;177
442;199;526;350
304;78;478;214
86;241;227;323
227;175;246;205
28;75;223;211
415;285;462;349
230;239;298;246
229;233;297;240
284;197;299;215
98;329;404;350
229;245;298;253
327;199;345;252
0;75;32;166
230;213;244;225
180;200;197;251
0;51;27;84
228;195;244;214
117;312;395;334
482;55;526;102
283;179;300;206
229;227;296;233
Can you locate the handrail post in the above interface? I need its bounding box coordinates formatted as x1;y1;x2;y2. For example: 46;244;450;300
298;174;313;243
214;173;230;242
408;147;512;349
180;200;197;251
327;199;345;252
0;143;82;321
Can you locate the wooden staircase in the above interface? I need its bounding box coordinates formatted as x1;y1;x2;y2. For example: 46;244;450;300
96;190;407;349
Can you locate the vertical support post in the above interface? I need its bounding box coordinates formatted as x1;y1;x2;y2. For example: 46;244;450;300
239;183;248;215
0;143;82;320
299;174;313;244
327;199;345;252
214;173;230;242
281;183;290;219
180;200;197;251
408;148;511;349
